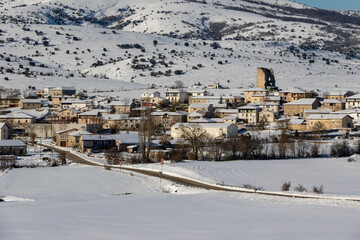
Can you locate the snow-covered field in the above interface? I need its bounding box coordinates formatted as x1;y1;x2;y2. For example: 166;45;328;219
1;164;360;240
129;157;360;197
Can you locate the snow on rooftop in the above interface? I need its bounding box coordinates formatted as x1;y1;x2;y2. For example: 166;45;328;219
284;98;318;105
68;130;92;137
172;122;234;128
307;114;352;120
0;140;26;147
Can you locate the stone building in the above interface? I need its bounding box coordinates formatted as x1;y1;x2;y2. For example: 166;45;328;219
0;140;27;156
151;112;187;130
279;88;312;103
19;99;42;109
56;128;78;147
321;99;345;112
257;68;276;89
306;114;353;130
283;98;321;117
244;88;268;104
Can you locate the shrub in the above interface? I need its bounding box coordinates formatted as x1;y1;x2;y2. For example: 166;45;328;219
310;143;320;157
243;184;264;191
174;70;183;75
347;157;356;162
330;141;351;157
29;132;37;145
58;152;66;165
312;185;324;194
282;181;291;191
294;184;307;193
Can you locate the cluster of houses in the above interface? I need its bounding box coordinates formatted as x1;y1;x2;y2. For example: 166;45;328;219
0;68;359;160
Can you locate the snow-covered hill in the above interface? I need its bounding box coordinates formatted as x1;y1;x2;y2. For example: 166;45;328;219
0;0;360;92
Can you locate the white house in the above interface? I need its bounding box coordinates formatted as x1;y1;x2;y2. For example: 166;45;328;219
61;99;89;110
249;102;280;114
237;105;262;124
188;90;208;97
165;89;189;103
171;123;238;139
0;122;10;140
141;91;161;99
346;94;360;109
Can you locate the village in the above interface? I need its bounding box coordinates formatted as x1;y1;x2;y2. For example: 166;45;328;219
0;67;359;166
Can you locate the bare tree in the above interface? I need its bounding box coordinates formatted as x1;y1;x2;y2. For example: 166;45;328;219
173;80;185;89
208;137;225;161
29;132;37;146
138;108;155;163
296;141;309;158
43;124;50;138
178;124;209;160
122;98;131;106
276;119;290;131
225;136;242;160
312;121;325;139
105;148;121;165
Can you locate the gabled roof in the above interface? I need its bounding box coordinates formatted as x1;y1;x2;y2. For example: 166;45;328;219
56;128;78;134
151;111;187;116
284;98;318;105
252;93;266;97
102;114;129;120
249;102;279;107
307;114;352;120
0;140;26;147
215;109;238;113
68;130;92;137
81;132;139;144
322;99;344;104
0;122;10;129
243;88;268;92
237;105;262;110
223;114;238;120
52;87;76;91
189;118;224;123
280;87;308;94
81;134;114;141
165;89;188;93
346;94;360;100
188;112;204;117
0;112;34;119
288;118;306;125
172;122;235;129
304;109;331;115
328;92;345;96
109;100;131;106
189;103;212;108
20;99;42;104
61;99;87;104
78;110;103;116
59;108;82;114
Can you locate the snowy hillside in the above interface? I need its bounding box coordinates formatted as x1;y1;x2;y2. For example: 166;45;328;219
1;0;360;92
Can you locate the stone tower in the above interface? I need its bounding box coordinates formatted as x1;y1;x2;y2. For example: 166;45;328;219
257;68;276;89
